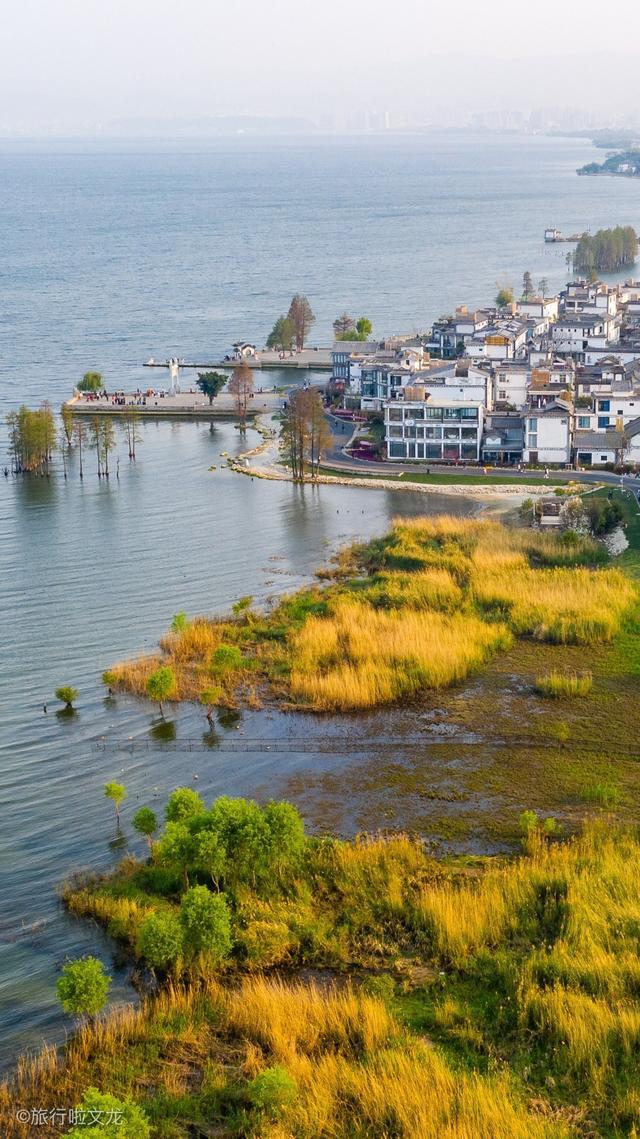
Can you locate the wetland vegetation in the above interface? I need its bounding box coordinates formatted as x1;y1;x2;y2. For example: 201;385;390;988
3;508;640;1137
5;810;640;1137
103;515;635;714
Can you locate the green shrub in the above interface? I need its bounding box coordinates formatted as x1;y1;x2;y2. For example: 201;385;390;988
210;644;244;675
180;886;233;962
55;685;78;708
138;912;183;969
56;957;111;1018
67;1087;150;1138
247;1064;298;1118
361;973;396;1001
519;810;539;836
166;787;205;823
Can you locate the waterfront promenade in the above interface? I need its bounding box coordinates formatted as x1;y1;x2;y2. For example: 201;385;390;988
65;389;286;419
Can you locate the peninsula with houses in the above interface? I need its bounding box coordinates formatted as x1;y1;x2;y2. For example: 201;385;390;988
329;276;640;471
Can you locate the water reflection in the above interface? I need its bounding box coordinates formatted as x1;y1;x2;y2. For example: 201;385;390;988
150;719;177;743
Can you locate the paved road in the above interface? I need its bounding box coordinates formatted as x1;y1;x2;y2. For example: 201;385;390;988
323;413;640;494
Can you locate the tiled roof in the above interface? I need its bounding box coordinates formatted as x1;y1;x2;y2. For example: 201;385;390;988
573;429;624;450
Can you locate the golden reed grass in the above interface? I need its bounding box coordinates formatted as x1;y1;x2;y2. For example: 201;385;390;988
105;515;637;712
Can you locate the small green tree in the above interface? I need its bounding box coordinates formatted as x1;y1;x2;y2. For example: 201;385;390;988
104;781;127;824
264;801;306;880
195;829;227;889
180;885;233;961
495;285;514;308
171;611;189;633
200;685;223;724
132;806;158;853
247;1065;298;1119
60;403;74;446
196;371;228;405
55;685;78;709
522;270;534;301
355;316;373;340
78;371;103;393
56;957;111;1020
266;315;296;355
66;1087;150;1139
538;277;549;298
137;912;183;970
146;665;176;716
158;821;198;889
166;786;205;822
208;796;271;889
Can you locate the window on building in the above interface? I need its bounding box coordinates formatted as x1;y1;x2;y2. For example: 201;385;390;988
598;400;610;412
387;426;403;438
498;390;507;400
577;416;590;428
388;442;405;458
528;418;537;431
527;434;538;449
597;416;610;429
388;407;403;422
600;455;608;463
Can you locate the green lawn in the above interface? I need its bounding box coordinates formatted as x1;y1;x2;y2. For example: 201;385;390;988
320;465;579;487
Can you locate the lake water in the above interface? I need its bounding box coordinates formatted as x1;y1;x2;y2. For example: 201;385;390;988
1;132;639;1072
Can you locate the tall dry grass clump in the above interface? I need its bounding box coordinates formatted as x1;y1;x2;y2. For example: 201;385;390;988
288;598;511;710
471;564;634;643
535;671;593;698
227;977;395;1062
159;618;222;662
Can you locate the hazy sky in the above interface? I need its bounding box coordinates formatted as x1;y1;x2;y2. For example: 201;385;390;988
3;0;640;133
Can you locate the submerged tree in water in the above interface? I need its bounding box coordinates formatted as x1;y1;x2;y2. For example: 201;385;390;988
104;781;127;824
6;404;57;474
55;685;78;710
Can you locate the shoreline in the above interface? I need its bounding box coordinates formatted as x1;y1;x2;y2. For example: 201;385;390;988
229;415;580;502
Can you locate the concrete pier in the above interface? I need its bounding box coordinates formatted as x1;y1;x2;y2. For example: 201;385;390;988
65;390;287;419
143;347;333;371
